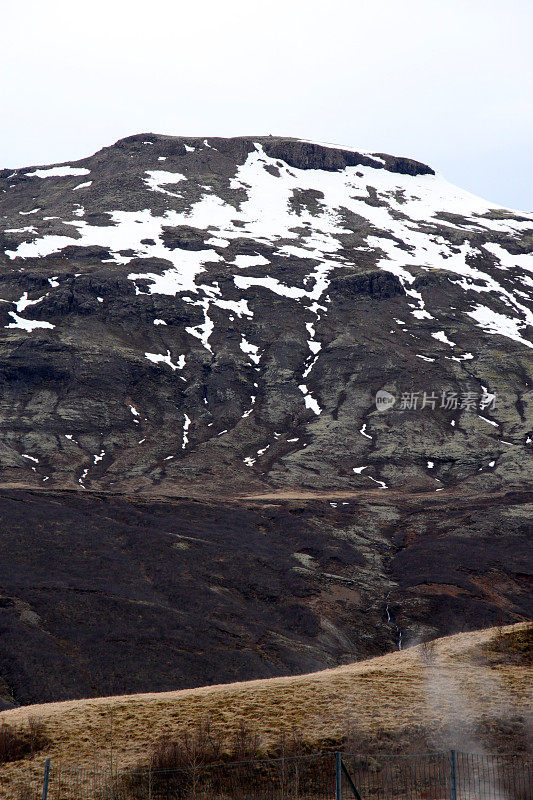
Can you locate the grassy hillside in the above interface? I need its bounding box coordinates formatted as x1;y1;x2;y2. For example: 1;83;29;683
0;623;531;797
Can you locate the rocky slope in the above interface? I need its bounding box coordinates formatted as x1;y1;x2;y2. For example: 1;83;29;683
0;134;532;494
0;135;531;707
0;486;530;708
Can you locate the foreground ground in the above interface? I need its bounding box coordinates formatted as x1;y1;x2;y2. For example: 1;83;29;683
0;622;531;797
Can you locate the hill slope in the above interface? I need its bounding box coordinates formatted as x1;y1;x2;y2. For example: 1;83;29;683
0;487;531;709
0;623;531;797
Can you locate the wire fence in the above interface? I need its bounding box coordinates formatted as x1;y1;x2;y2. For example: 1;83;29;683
9;751;533;800
340;752;532;800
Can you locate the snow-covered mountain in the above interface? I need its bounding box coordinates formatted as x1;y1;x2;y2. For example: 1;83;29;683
1;134;531;494
1;135;532;706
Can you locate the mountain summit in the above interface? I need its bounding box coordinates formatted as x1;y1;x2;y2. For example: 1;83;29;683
1;134;531;495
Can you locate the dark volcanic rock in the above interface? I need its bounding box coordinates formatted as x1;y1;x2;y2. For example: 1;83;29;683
0;487;530;707
262;139;383;172
161;225;209;251
329;270;404;300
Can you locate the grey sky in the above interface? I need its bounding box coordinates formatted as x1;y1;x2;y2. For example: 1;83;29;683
2;0;532;210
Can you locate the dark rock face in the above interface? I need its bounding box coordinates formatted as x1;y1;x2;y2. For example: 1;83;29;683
328;270;404;300
261;139;434;176
0;134;531;705
0;487;531;708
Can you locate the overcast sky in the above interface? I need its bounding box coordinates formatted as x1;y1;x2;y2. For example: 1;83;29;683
2;0;532;210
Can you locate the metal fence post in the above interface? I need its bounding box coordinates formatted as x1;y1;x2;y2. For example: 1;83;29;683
335;751;342;800
450;750;457;800
41;758;51;800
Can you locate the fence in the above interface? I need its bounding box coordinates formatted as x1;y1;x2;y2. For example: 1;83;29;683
10;751;532;800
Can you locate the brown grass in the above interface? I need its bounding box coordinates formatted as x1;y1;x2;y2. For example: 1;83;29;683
0;718;47;764
0;623;530;797
483;625;533;666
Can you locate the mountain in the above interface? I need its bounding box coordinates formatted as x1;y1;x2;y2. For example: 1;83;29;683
1;133;532;494
0;135;531;707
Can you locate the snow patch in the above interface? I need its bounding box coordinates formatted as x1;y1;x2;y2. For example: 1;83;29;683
233;254;270;269
26;166;90;178
298;384;322;415
182;413;191;449
145;350;185;370
144;170;186;196
185;298;214;352
466;304;533;349
240;337;261;364
432;330;456;346
6;312;54;332
93;449;105;465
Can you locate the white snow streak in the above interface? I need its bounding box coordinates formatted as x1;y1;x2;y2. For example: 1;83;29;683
182;413;191;449
145;350;185;370
26;166;90;178
298;384;321;415
240;337;261;364
359;424;372;440
466;305;533;349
